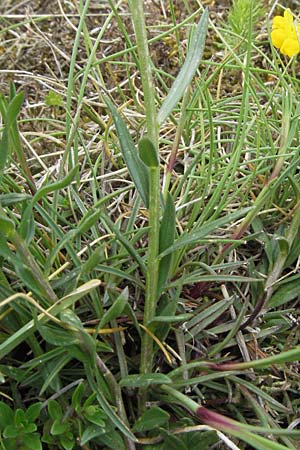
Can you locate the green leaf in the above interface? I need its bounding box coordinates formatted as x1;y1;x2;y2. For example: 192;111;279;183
119;373;172;388
0;126;9;173
158;9;208;124
15;408;26;425
23;423;37;433
100;213;146;273
274;235;289;257
158;207;252;258
149;313;192;325
60;309;84;330
18;203;35;244
158;192;176;293
235;430;293;450
184;297;235;340
39;355;71;395
38;324;79;346
104;95;149;207
133;407;169;432
0;401;14;429
84;406;106;427
32;165;78;205
14;261;49;300
50;419;68;435
41;432;55;445
0;213;15;238
23;433;42;450
269;275;300;308
86;368;137;443
0;280;101;364
60;433;75;450
138;136;159;168
67;345;90;363
160;429;188;450
99;287;128;328
25;403;42;423
95;426;126;450
9;81;17;102
7;92;24;124
48;400;63;421
80;425;106;446
182;430;218;449
0;193;32;206
3;424;19;438
71;383;84;412
0;234;15;260
0;92;8;119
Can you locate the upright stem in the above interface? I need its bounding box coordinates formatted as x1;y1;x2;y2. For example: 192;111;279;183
139;167;160;367
128;0;160;411
128;0;158;144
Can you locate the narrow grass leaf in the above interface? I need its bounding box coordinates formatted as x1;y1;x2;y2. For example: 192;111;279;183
238;431;294;450
185;297;235;330
149;313;193;325
269;275;300;308
119;373;172;388
157;9;208;124
32;165;78;205
159;207;252;258
230;376;291;414
231;347;300;370
39;354;71;395
93;264;144;289
100;212;146;274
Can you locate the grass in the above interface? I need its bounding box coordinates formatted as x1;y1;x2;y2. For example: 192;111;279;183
0;0;300;449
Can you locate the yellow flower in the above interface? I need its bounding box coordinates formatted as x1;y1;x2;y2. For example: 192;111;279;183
271;9;300;58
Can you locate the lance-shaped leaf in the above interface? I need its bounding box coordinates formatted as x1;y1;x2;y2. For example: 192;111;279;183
104;95;149;207
158;8;209;124
99;287;129;328
138;136;159;168
157;192;176;294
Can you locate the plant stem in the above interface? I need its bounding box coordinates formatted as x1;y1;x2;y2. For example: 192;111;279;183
128;0;158;144
128;0;160;411
138;166;160;411
140;167;160;356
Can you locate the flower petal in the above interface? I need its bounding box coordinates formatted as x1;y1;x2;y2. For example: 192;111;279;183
271;29;287;48
280;38;300;57
272;16;287;30
283;8;294;25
